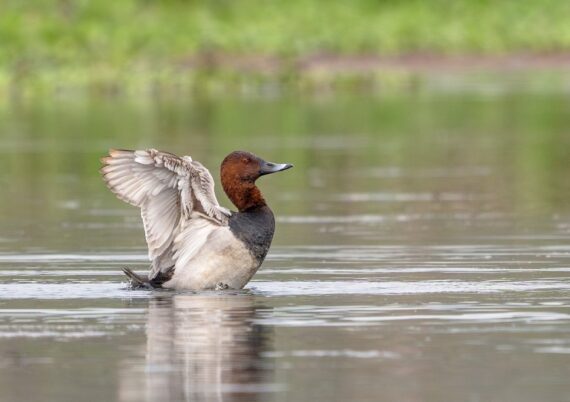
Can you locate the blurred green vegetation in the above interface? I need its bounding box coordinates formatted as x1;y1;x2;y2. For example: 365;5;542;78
2;0;570;95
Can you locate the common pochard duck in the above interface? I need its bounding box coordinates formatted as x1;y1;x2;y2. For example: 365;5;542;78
100;149;292;290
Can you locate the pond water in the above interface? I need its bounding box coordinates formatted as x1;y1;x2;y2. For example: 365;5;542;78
1;87;570;402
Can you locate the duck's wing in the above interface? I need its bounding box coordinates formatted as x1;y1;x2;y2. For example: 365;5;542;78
100;149;230;278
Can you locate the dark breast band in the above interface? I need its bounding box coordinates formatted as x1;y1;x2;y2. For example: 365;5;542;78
228;206;276;264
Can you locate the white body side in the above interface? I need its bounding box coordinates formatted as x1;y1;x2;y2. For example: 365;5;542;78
163;214;259;290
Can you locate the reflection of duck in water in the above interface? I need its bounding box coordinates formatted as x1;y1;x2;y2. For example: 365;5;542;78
144;293;273;402
100;149;292;290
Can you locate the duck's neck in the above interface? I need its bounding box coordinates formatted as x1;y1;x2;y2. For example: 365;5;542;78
223;180;267;212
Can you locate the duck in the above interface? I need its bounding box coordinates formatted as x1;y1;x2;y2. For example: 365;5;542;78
100;148;292;290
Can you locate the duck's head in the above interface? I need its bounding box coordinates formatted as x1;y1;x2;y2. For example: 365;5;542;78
221;151;293;211
221;151;292;183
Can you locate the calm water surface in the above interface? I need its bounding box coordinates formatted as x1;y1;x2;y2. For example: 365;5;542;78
1;88;570;401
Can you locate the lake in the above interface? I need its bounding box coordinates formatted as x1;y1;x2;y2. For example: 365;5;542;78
1;84;570;401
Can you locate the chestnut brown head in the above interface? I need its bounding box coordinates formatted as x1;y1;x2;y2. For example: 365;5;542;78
221;151;292;183
220;151;293;211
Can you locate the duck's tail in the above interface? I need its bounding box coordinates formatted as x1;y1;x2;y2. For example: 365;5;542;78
122;267;154;289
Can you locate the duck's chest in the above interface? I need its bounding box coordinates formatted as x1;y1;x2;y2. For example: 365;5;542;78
228;207;276;264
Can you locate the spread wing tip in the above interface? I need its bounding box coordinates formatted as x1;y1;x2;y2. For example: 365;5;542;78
100;156;112;165
109;148;134;155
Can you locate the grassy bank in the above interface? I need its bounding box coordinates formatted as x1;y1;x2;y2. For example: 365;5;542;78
2;0;570;96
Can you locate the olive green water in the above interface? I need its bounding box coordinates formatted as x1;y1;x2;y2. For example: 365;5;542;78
1;87;570;402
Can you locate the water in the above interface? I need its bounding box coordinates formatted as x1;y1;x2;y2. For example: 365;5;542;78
1;89;570;401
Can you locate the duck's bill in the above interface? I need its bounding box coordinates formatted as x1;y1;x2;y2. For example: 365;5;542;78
259;161;294;175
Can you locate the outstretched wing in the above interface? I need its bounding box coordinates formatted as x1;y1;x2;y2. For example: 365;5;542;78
100;149;230;273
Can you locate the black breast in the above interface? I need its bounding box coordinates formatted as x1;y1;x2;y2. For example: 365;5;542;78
228;206;276;264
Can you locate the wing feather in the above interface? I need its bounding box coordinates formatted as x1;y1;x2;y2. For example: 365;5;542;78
101;148;230;273
190;161;230;221
141;188;180;259
172;217;215;269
